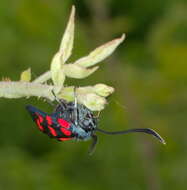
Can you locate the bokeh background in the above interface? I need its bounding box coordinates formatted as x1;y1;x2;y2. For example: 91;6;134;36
0;0;187;189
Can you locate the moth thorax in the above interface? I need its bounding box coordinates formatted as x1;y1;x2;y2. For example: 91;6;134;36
74;104;98;132
54;100;98;132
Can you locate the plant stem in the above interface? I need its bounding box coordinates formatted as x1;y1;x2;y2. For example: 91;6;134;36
0;81;54;100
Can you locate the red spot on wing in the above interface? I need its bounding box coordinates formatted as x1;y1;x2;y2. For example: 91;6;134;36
48;126;57;136
37;114;44;123
58;137;72;141
46;116;52;125
57;118;70;128
36;119;44;131
60;128;72;136
34;113;44;131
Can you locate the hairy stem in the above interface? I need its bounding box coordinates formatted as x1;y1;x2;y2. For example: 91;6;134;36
0;81;54;100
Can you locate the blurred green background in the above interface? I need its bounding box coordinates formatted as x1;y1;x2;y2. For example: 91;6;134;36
0;0;187;189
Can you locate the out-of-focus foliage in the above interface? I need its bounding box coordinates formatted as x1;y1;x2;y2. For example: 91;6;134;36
0;0;186;189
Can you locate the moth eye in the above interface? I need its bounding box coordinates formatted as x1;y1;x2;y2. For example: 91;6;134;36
83;120;89;126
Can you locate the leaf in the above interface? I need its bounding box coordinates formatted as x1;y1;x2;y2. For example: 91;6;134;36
74;34;125;67
20;68;31;82
50;52;65;88
63;64;99;79
59;5;75;63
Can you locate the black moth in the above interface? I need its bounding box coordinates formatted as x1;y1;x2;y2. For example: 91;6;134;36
26;97;166;155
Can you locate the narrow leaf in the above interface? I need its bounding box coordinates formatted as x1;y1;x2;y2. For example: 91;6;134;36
50;52;65;87
74;34;125;67
63;64;98;79
59;5;75;63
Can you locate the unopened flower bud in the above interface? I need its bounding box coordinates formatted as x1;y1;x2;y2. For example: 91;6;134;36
94;83;114;97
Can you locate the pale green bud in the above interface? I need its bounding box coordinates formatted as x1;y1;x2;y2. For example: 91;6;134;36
20;68;31;82
78;93;106;111
93;83;114;97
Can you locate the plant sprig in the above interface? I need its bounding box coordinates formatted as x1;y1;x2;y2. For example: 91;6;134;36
0;5;125;111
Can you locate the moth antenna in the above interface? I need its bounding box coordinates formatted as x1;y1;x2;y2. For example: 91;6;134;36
96;128;166;145
88;135;98;155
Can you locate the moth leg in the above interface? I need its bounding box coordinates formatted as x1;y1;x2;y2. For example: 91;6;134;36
44;98;55;106
51;90;61;103
51;90;66;110
94;111;101;118
88;134;98;155
73;87;78;126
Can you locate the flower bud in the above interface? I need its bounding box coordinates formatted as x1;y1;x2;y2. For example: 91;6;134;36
78;93;106;111
94;83;114;97
20;68;31;82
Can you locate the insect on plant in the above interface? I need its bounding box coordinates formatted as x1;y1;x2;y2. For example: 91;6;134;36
26;91;166;155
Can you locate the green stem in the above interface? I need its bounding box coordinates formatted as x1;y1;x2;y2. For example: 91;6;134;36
0;81;54;100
